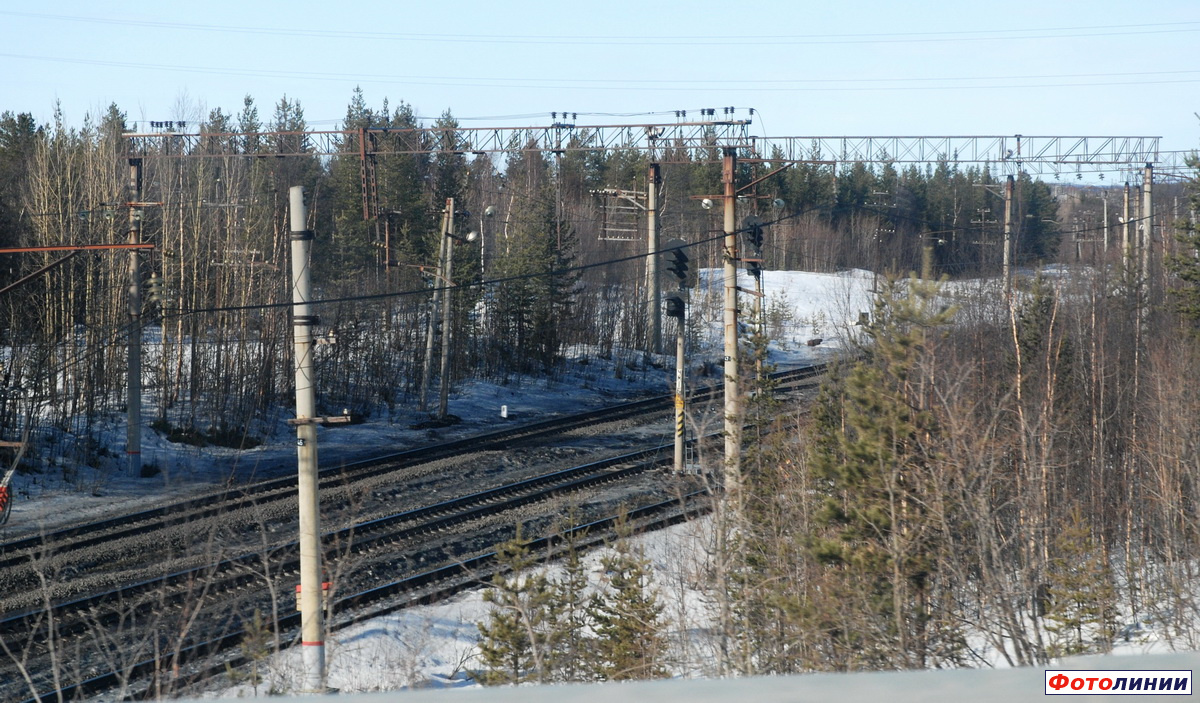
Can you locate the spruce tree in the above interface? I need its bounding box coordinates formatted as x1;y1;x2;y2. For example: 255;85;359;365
546;538;594;682
489;147;577;373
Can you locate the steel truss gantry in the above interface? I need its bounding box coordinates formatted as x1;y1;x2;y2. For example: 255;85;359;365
748;135;1168;178
123;119;755;161
125;121;1168;175
125;122;1177;221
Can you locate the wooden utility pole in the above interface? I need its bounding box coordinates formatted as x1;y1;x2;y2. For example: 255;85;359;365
646;163;661;355
289;186;325;693
126;159;143;477
721;148;741;508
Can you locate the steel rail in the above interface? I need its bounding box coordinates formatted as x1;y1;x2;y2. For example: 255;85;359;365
0;362;825;568
0;439;681;643
1;363;828;701
4;439;710;701
17;488;708;703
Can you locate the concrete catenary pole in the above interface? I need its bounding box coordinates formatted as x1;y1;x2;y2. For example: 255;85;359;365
289;186;325;693
1142;164;1153;303
126;158;143;476
646;163;661;355
420;204;452;412
1123;182;1131;263
437;198;457;419
1003;175;1013;299
1103;190;1110;255
721;148;742;508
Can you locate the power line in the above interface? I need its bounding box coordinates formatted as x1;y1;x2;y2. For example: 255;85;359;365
160;228;730;319
4;11;1198;46
7;51;1200;93
161;202;835;320
219;201;1154;319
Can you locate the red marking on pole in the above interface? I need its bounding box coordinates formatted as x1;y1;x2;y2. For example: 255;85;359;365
301;641;325;646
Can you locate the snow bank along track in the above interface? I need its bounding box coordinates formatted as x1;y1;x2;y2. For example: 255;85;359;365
0;362;826;702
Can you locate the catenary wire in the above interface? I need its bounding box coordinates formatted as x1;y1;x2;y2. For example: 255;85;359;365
4;52;1200;93
3;11;1198;46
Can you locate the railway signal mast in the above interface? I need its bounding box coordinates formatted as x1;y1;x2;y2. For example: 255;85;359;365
663;237;690;474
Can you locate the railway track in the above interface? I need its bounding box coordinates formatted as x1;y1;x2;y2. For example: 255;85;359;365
3;439;693;662
0;362;824;577
4;441;710;702
0;362;828;701
0;389;673;565
20;489;709;703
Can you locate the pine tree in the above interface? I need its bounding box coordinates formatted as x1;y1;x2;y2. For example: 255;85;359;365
1044;508;1118;657
233;608;275;695
586;531;667;681
1016;172;1060;263
547;538;593;682
0;111;39;271
1166;155;1200;334
476;537;555;685
804;274;962;670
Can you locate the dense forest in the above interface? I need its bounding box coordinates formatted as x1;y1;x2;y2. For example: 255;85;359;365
2;91;1199;674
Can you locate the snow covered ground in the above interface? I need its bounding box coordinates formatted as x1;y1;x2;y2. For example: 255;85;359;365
190;267;1194;697
206;516;721;696
22;266;1177;698
1;268;875;540
206;513;1189;697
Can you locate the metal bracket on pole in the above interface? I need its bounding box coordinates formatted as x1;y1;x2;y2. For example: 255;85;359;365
287;415;354;427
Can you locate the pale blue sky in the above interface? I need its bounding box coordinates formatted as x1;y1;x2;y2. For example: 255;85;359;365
2;1;1198;152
